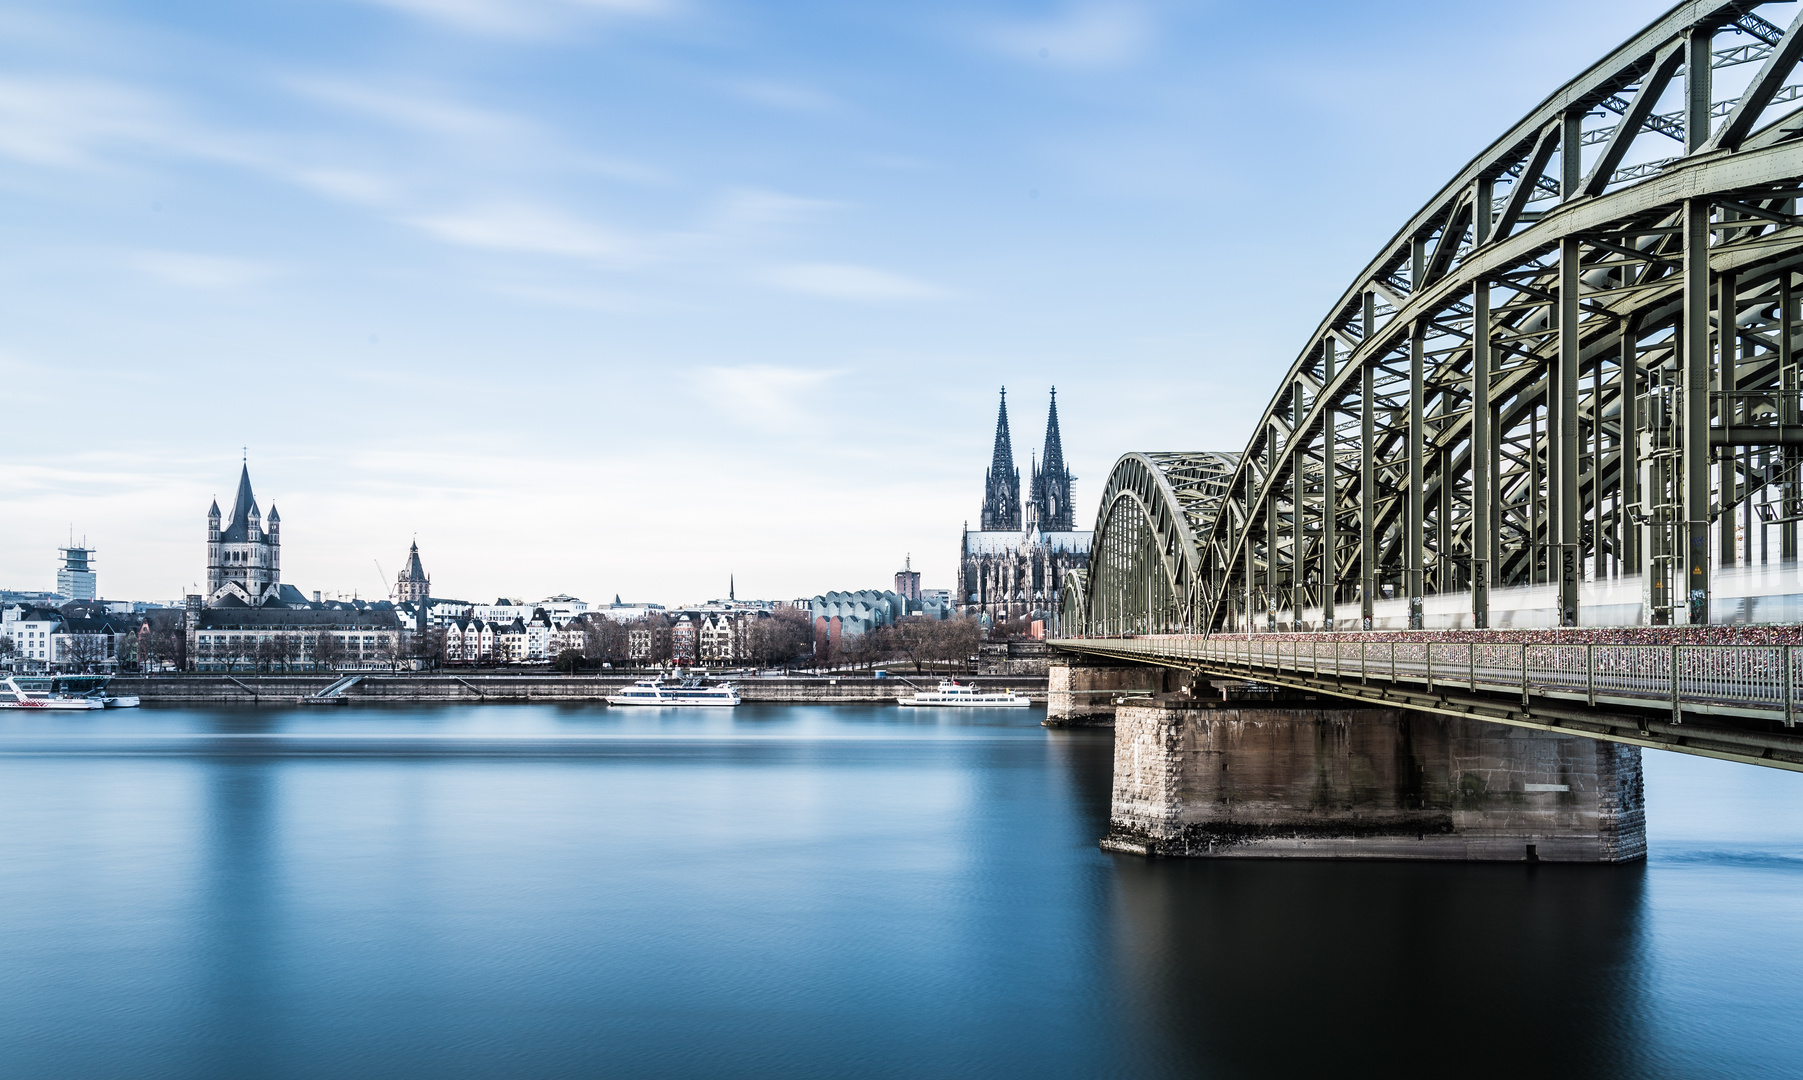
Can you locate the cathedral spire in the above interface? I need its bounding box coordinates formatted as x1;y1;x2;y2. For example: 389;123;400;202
980;387;1022;531
1030;387;1076;530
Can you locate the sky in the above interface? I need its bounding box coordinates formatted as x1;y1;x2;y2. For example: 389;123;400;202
0;0;1685;605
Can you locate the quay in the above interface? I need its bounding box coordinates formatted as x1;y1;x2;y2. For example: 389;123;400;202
104;673;1049;705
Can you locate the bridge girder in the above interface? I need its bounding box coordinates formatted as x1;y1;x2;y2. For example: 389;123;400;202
1069;1;1803;636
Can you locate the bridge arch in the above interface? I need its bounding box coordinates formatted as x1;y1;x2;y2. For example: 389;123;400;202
1072;1;1803;634
1078;453;1239;636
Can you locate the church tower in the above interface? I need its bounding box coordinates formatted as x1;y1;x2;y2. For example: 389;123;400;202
205;460;282;607
395;541;430;603
980;388;1022;531
1029;387;1076;531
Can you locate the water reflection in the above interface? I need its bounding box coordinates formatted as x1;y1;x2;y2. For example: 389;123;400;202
0;705;1793;1080
1102;858;1654;1078
198;761;280;1076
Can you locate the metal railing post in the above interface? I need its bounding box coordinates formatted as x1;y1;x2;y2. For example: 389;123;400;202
1670;644;1682;725
1520;644;1529;710
1391;642;1397;683
1586;644;1596;707
1786;645;1795;728
1468;643;1475;693
1426;643;1434;695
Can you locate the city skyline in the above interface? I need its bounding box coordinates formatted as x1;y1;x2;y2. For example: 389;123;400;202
0;0;1675;601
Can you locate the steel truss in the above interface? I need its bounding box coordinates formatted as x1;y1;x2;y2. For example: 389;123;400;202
1070;1;1803;636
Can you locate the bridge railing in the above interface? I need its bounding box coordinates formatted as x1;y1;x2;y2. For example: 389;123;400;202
1057;636;1799;727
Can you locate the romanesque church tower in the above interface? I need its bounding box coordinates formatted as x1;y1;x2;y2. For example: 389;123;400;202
980;388;1022;531
205;461;282;607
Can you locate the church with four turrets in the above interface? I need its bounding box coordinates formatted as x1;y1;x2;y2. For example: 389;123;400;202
958;388;1091;625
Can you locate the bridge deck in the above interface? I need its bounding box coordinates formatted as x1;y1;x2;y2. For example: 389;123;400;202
1055;634;1803;773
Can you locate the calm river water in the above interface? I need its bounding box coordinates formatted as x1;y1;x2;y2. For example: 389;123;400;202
0;702;1799;1079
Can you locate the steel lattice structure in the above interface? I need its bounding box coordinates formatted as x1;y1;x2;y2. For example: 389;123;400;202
1067;0;1803;637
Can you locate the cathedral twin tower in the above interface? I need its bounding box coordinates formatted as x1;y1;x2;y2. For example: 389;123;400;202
981;387;1075;533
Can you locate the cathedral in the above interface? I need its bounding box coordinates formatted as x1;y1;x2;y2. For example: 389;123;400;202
205;462;305;608
959;388;1092;625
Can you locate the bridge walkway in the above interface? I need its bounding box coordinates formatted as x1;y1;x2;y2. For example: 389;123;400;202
1055;635;1803;772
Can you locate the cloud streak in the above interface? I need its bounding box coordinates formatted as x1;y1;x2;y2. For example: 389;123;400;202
980;2;1155;69
761;263;947;301
340;0;674;38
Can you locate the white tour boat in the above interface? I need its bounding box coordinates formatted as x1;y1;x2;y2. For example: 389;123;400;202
606;677;741;707
0;676;106;710
899;679;1031;708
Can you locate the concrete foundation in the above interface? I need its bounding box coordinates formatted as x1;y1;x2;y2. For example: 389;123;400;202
1103;694;1645;862
1045;661;1181;727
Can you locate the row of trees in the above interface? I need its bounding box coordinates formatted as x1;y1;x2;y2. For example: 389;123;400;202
832;616;983;672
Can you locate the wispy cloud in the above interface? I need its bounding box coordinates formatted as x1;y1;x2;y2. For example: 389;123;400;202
761;263;947;301
0;76;177;167
295;167;402;206
127;250;281;289
406;202;636;260
729;79;843;114
285;79;529;140
342;0;675;37
687;365;841;422
980;2;1155;69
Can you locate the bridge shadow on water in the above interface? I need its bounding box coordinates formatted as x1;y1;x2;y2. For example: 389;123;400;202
1047;732;1658;1080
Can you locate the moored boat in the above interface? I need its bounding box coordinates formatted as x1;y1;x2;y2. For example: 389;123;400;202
606;676;741;707
0;676;106;710
898;679;1031;708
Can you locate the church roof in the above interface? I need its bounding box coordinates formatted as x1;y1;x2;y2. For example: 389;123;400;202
963;529;1093;556
401;542;428;583
218;464;264;544
208;499;220;518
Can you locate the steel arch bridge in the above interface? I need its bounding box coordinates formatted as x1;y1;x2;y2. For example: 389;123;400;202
1066;0;1803;638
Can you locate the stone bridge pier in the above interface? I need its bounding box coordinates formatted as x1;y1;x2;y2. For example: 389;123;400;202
1045;659;1181;727
1102;685;1645;862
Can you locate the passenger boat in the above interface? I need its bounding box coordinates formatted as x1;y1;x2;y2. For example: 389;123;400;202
898;680;1031;708
605;677;741;707
0;676;106;710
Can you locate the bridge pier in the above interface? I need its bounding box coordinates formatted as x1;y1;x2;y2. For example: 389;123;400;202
1103;690;1644;862
1045;660;1180;727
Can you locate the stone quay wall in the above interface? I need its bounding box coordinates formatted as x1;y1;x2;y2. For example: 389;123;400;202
1103;695;1646;863
109;673;1047;705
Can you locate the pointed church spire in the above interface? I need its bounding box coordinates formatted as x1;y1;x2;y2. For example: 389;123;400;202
1030;387;1076;530
229;462;257;529
980;387;1022;531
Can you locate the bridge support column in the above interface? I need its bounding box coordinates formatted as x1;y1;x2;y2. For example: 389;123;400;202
1102;693;1645;862
1044;659;1180;727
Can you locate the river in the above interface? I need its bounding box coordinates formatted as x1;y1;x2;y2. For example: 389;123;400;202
0;703;1798;1079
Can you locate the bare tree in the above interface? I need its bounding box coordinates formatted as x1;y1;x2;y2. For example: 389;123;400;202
745;608;813;669
62;634;108;673
583;618;629;666
411;626;446;669
312;631;345;672
926;617;982;670
846;626;897;669
140;624;184;673
273;634;301;673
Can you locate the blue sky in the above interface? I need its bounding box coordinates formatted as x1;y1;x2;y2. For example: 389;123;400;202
0;0;1679;604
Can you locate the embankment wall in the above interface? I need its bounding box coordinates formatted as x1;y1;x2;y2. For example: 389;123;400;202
108;673;1046;705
